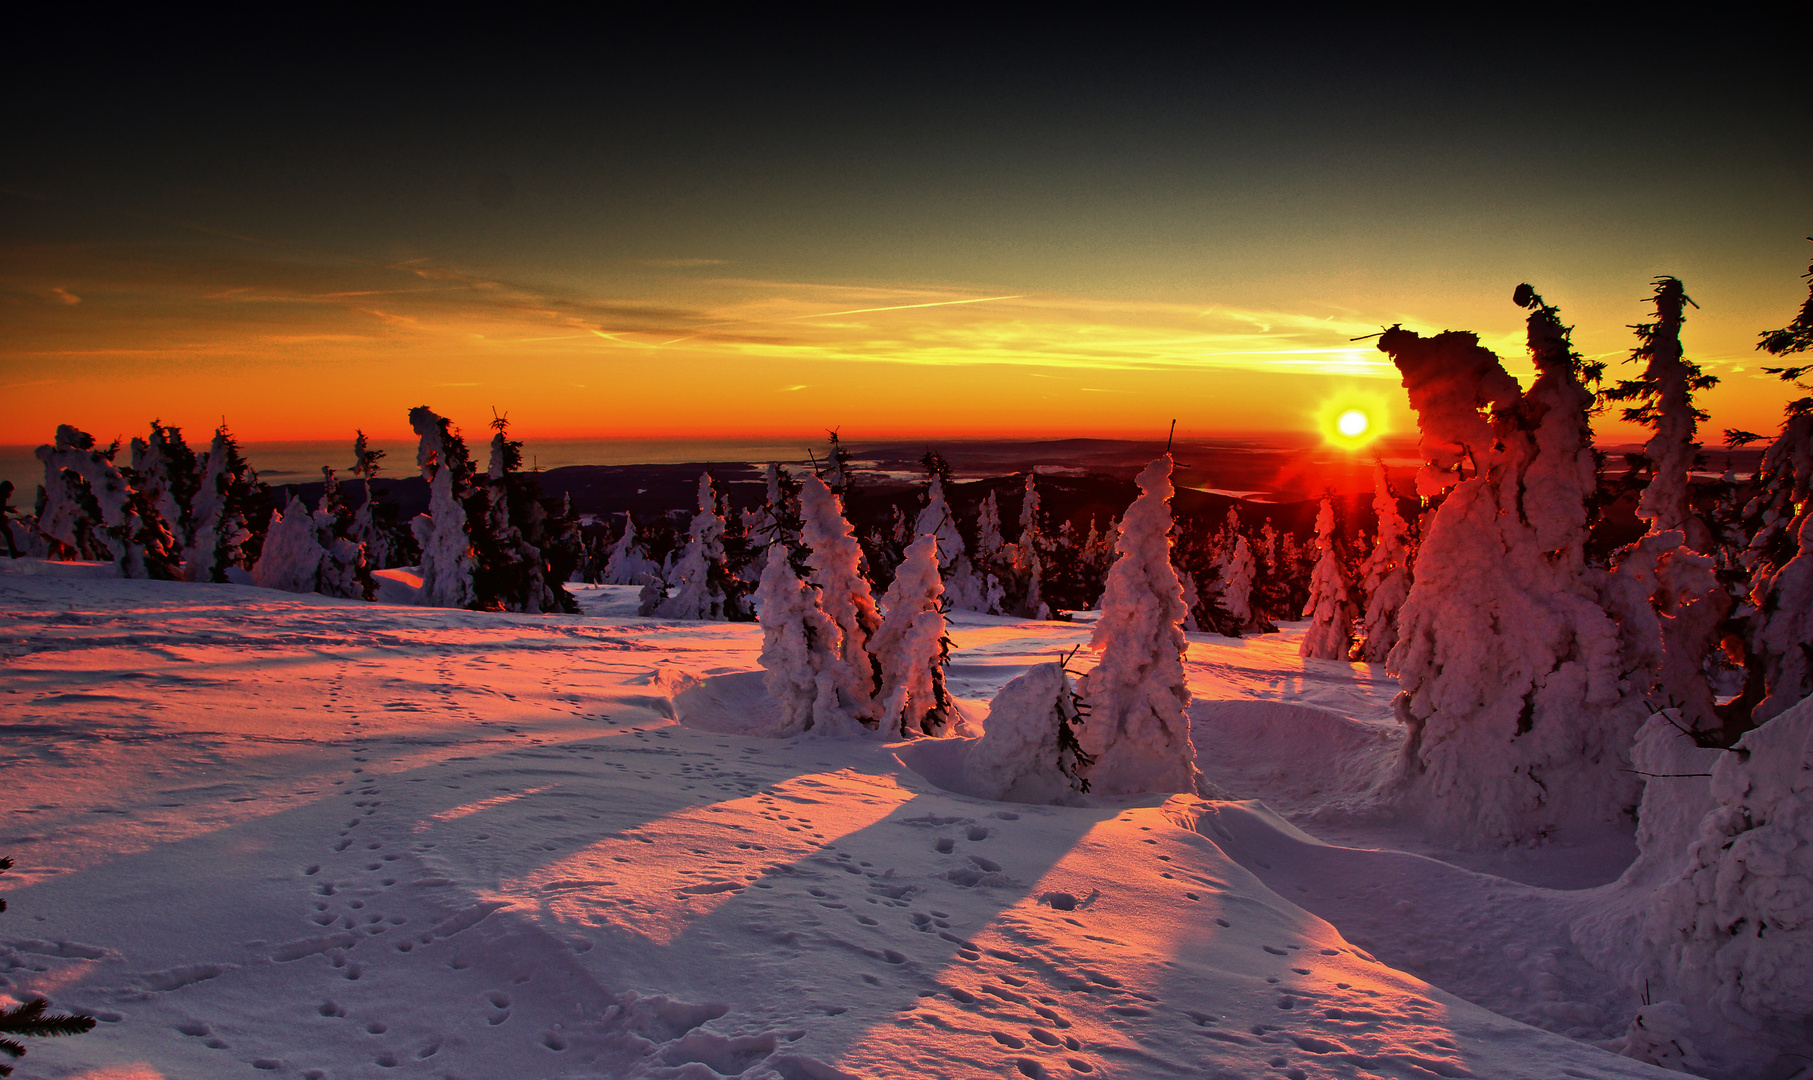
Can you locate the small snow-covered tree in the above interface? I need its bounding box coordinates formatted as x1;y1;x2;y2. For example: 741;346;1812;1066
753;545;842;736
796;475;883;733
348;431;402;571
1076;455;1198;796
963;662;1094;803
659;471;749;620
915;464;989;612
252;494;328;593
130;422;197;556
407;406;477;608
1377;286;1647;843
1357;465;1414;663
1299;495;1357;659
1220;532;1258;631
185;423;267;583
1009;473;1051;618
602;515;660;585
872;533;956;737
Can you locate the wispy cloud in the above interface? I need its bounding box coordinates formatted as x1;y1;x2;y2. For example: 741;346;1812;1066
641;258;728;268
48;287;79;306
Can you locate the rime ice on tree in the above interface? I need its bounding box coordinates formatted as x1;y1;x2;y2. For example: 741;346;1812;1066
407;406;477;609
659;471;747;621
1357;465;1413;663
963;662;1093;803
602;516;660;585
37;425;177;579
795;475;883;734
872;533;956;738
1378;286;1645;843
1076;455;1198;796
1299;495;1356;660
252;494;328;593
753;546;840;737
185;424;266;583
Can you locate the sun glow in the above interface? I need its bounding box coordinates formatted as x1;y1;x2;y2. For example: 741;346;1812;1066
1316;391;1389;450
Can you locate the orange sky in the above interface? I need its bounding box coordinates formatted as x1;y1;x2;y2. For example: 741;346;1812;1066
4;24;1807;451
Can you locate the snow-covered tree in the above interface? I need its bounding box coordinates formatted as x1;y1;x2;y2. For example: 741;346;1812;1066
1599;279;1730;736
1721;253;1813;730
348;431;401;572
36;425;177;578
130;422;197;556
754;545;840;736
1010;473;1051;618
1299;495;1357;659
1377;285;1647;843
962;662;1094;803
467;415;577;614
1075;455;1198;796
602;515;661;585
872;533;956;737
796;475;883;733
185;423;267;583
914;466;989;612
308;467;370;600
1219;533;1258;631
1628;697;1813;1079
252;494;328;593
658;471;749;620
407;406;477;608
1357;465;1414;663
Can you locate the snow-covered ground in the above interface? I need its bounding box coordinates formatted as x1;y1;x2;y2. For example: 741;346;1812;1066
0;565;1675;1079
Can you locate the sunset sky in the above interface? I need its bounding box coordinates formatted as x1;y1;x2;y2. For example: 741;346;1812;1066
5;22;1807;451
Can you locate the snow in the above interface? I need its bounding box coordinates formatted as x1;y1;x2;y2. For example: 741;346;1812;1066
0;560;1708;1080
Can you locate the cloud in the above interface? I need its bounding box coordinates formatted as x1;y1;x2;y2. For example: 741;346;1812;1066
641;258;728;268
49;287;79;305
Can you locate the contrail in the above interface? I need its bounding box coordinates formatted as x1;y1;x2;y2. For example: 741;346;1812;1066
792;295;1024;319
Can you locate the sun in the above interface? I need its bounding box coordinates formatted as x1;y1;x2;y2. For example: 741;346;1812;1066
1315;392;1388;450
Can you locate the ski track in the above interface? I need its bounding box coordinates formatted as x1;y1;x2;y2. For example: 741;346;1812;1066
0;571;1673;1079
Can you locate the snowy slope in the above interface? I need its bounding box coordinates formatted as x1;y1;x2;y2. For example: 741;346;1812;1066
0;566;1674;1080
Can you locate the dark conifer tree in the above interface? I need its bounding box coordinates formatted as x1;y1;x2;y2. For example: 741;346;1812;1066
0;857;94;1076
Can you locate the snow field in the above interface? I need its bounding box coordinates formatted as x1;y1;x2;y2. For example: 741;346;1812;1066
0;570;1676;1079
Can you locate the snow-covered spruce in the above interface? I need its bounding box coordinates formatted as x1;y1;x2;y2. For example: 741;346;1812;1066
1622;697;1813;1079
1218;532;1258;632
251;495;328;593
1357;465;1413;664
1378;287;1646;843
1076;454;1198;796
1600;278;1730;735
407;406;477;609
962;662;1093;803
658;471;745;621
602;515;660;585
914;471;990;613
793;475;883;734
753;545;839;737
36;424;177;578
1010;473;1052;619
184;424;266;583
872;533;957;738
1299;495;1357;660
130;422;197;559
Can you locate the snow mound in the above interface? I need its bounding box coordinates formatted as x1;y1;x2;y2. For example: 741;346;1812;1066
1188;699;1400;818
673;671;787;737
